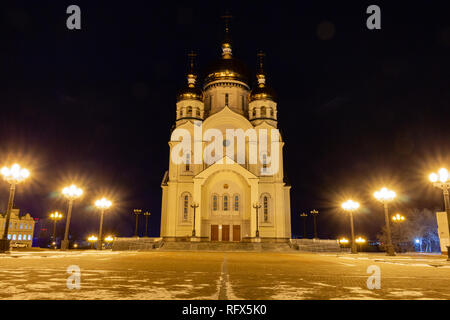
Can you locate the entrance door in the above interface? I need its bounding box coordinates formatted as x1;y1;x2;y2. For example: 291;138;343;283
233;225;241;242
211;225;219;241
222;225;230;241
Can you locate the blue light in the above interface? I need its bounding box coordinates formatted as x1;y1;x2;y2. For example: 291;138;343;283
415;238;420;244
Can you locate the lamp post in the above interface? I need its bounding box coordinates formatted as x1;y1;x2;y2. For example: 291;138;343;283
0;164;30;253
143;211;151;237
392;213;405;252
355;236;366;252
341;200;360;254
310;209;319;239
300;212;308;238
61;184;83;250
190;203;199;237
429;168;450;260
374;187;396;256
50;211;63;247
95;198;112;250
104;235;114;248
87;235;97;249
253;203;261;238
133;209;142;237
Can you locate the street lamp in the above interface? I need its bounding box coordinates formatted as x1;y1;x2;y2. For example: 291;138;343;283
95;197;112;250
143;211;151;237
310;209;319;239
190;203;199;237
61;184;83;250
429;168;450;260
339;238;349;245
104;235;114;249
50;211;63;248
87;235;98;249
133;209;142;237
392;213;406;252
104;235;114;243
374;187;396;256
355;236;366;252
0;164;30;253
300;212;308;238
341;200;360;254
253;203;262;238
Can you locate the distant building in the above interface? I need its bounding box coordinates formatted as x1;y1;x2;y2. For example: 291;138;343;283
0;209;36;248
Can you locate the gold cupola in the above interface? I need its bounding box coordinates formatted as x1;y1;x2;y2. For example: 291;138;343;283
177;51;203;102
203;14;249;88
249;51;276;102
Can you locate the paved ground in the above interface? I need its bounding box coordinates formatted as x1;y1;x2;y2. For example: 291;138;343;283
0;249;449;300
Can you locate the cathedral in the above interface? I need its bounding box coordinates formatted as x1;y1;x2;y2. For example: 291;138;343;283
160;21;291;242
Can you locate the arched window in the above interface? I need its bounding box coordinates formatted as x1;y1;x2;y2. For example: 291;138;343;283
270;108;274;117
262;153;268;173
196;109;200;117
252;109;256;117
223;194;229;211
263;196;269;222
20;224;23;229
12;234;16;240
225;93;229;106
233;195;239;211
28;235;31;240
212;194;218;211
261;106;266;117
187;106;192;117
183;195;189;221
18;235;22;240
180;109;184;116
185;153;191;171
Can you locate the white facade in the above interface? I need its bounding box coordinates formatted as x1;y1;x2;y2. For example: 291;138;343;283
160;38;291;242
0;209;35;247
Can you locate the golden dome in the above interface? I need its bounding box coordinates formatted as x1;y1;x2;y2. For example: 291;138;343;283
249;52;276;102
249;74;276;102
178;53;204;102
203;42;249;86
177;74;203;102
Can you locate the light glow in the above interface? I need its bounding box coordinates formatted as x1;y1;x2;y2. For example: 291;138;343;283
1;164;30;184
374;187;396;202
95;197;112;210
341;200;360;211
62;185;83;200
355;237;366;244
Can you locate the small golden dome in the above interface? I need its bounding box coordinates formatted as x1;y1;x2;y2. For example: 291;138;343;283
249;75;276;102
178;53;204;102
249;51;276;102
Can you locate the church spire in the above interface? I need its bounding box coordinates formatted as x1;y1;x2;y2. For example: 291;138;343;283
221;13;233;59
256;50;266;87
177;51;203;102
187;50;197;88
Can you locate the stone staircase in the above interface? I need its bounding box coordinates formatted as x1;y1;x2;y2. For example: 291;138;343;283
112;237;345;253
290;239;345;252
159;241;293;252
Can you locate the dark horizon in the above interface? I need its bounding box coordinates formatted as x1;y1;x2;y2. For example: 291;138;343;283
2;1;450;241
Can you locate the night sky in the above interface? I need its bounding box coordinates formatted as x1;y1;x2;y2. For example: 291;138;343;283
2;1;450;241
